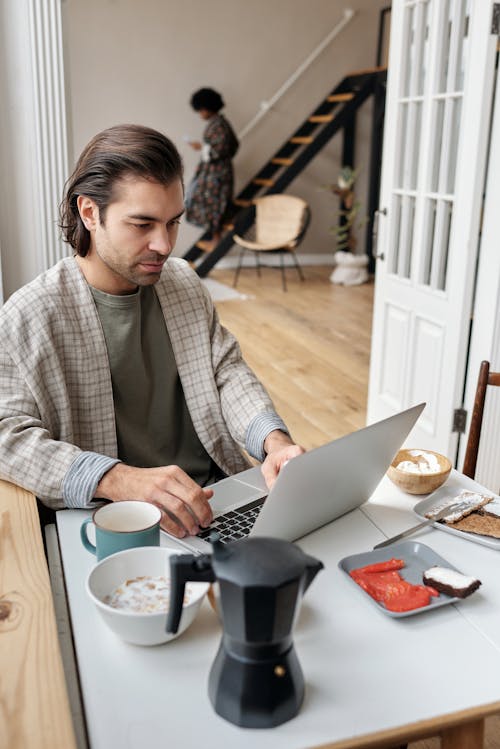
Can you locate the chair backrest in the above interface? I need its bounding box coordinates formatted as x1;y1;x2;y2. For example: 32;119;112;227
462;360;500;479
254;195;309;248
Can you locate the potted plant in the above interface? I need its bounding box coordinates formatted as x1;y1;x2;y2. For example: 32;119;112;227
324;166;370;286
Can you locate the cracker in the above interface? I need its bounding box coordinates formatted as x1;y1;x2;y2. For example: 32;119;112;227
449;513;500;539
426;490;493;523
479;499;500;519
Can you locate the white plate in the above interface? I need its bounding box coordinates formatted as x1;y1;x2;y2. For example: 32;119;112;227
414;484;500;550
338;541;462;618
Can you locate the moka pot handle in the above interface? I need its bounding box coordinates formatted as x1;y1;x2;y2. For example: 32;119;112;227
166;554;215;634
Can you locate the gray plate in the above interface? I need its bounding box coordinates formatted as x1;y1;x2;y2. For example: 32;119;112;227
414;484;500;550
338;541;461;618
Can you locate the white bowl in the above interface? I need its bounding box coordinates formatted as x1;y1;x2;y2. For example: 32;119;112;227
86;546;209;646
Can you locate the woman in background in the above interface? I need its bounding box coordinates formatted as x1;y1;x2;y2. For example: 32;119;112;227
185;87;239;252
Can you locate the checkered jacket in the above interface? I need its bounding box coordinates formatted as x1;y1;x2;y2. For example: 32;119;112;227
0;257;285;509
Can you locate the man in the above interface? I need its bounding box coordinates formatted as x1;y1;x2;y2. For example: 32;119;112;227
0;124;302;538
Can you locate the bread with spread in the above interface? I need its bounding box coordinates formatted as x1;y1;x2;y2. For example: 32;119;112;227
423;566;481;598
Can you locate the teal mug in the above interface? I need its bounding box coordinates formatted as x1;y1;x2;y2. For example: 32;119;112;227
81;501;161;561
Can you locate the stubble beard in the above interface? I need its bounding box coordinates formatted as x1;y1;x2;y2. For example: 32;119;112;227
97;247;166;289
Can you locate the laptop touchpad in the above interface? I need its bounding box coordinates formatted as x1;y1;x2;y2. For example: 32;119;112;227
209;477;267;515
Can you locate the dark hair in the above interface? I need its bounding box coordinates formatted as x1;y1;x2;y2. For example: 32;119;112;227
59;124;184;256
190;87;224;113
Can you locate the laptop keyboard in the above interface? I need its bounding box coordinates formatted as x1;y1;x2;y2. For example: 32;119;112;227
197;497;266;544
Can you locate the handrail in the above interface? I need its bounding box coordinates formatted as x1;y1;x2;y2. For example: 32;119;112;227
237;8;356;140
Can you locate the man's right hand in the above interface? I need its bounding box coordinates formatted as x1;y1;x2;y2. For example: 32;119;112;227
95;464;213;538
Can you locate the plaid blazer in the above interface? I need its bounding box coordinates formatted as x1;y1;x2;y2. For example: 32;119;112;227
0;257;278;508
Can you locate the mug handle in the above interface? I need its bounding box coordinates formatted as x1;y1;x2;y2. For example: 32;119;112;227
80;517;96;555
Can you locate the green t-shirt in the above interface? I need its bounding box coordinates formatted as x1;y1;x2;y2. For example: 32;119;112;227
90;285;219;486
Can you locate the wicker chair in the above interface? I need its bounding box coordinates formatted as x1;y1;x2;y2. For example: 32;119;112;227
232;195;311;291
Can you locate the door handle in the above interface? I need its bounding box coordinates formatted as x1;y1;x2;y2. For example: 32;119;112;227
373;207;387;261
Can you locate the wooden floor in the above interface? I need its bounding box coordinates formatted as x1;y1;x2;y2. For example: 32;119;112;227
211;265;373;449
210;264;500;749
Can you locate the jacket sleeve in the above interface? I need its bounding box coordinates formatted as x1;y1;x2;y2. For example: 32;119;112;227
0;347;79;506
0;348;116;509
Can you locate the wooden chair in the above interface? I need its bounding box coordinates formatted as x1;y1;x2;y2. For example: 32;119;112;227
462;360;500;479
232;195;311;291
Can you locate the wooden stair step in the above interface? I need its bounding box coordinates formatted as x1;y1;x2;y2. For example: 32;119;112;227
253;178;275;186
347;65;387;77
290;136;313;144
233;199;252;207
309;115;334;123
327;92;355;103
195;239;217;253
271;157;294;166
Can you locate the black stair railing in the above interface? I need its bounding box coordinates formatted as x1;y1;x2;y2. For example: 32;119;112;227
184;68;386;278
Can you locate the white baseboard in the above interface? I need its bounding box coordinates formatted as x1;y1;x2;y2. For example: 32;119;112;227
212;253;336;269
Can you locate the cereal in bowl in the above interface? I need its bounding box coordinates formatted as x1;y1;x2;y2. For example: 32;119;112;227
103;575;190;614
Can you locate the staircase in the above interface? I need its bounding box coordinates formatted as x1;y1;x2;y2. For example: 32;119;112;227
184;67;387;277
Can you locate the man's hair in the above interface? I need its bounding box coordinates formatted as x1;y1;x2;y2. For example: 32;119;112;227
190;87;224;113
59;124;184;257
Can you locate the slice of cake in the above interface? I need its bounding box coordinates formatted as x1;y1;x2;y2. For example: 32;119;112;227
422;566;481;598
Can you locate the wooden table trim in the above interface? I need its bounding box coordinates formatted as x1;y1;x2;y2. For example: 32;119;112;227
0;480;77;749
310;701;500;748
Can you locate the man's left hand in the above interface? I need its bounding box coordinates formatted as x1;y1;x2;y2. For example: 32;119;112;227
261;430;305;489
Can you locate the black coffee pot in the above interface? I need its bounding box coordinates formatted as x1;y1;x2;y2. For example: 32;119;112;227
166;536;323;728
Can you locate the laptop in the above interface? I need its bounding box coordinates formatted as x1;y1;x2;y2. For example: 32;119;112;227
164;403;425;554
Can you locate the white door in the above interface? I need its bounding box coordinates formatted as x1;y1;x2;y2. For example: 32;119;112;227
368;0;497;457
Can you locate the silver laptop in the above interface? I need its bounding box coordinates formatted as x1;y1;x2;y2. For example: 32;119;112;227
164;403;425;554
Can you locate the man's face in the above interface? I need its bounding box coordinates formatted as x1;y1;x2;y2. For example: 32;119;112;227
83;176;185;294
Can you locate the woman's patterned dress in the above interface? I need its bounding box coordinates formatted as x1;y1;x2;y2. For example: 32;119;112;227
186;113;239;236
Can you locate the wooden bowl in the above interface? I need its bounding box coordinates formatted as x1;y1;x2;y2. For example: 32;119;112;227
387;449;452;495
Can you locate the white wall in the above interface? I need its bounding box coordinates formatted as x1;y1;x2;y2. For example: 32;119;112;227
61;0;387;260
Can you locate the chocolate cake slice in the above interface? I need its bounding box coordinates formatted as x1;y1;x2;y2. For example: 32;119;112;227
422;566;481;598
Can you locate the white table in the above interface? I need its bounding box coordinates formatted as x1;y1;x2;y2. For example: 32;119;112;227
55;470;500;748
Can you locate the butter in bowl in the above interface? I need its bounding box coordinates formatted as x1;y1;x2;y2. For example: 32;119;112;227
387;449;452;495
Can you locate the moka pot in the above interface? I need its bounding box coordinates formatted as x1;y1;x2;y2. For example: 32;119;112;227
166;536;323;728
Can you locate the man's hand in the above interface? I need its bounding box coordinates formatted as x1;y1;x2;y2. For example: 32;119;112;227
261;430;305;489
95;464;213;538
